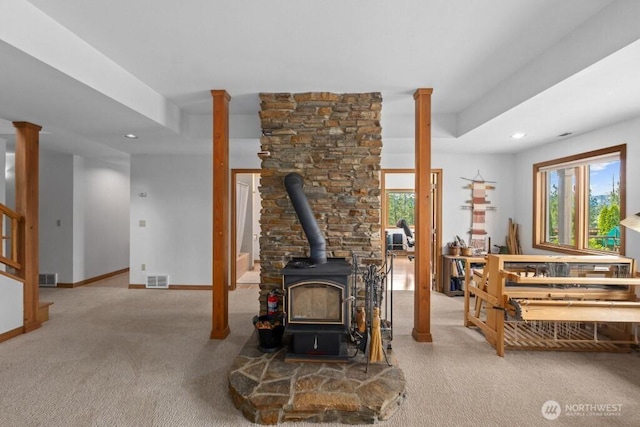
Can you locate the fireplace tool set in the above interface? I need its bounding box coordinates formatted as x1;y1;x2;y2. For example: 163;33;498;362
348;251;394;371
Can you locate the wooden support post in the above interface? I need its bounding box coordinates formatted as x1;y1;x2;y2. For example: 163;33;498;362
485;255;502;355
13;121;42;333
412;89;433;342
211;90;231;339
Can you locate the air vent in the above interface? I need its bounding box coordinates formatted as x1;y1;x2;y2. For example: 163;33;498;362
39;273;58;287
146;275;169;289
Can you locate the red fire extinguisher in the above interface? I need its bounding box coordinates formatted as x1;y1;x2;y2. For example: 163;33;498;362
267;290;279;316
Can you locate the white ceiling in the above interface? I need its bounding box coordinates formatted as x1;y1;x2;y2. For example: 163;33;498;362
1;0;640;159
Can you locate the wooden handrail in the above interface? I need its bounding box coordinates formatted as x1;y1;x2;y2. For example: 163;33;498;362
0;203;22;270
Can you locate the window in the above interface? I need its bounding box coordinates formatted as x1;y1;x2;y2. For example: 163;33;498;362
386;190;415;227
533;145;626;255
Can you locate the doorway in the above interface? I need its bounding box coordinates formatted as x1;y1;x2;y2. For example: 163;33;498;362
231;169;261;290
381;169;442;290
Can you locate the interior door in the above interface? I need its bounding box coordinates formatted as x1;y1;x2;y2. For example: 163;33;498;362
381;169;442;291
231;169;261;290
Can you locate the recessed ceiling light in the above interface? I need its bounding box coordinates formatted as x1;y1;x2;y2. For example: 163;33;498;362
511;132;527;139
124;133;138;139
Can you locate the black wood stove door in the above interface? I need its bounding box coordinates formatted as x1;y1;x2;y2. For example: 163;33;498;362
287;280;344;324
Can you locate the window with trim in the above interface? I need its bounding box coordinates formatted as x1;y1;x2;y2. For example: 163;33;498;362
533;144;626;255
386;190;415;227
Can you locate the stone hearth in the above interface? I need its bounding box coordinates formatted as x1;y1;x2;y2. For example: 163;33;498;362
229;332;406;424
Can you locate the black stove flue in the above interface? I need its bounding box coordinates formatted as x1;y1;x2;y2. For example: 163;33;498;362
284;173;327;265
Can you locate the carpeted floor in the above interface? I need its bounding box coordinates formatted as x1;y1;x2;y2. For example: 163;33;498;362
0;274;639;426
237;270;260;285
237;263;261;285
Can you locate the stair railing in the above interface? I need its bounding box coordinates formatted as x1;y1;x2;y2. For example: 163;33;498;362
0;203;22;271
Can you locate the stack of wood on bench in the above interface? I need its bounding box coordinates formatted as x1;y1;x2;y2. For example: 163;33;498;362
464;254;640;357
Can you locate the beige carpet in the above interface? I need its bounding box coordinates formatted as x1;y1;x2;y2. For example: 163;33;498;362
0;278;639;426
236;270;260;285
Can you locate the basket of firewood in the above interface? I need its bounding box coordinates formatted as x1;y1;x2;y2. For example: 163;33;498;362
252;314;285;351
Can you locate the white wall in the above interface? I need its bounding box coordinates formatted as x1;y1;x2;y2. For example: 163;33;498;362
1;145;129;286
72;156;85;281
71;156;130;282
126;138;257;287
230;138;261;169
0;140;7;272
1;141;22;334
130;154;212;286
14;149;128;284
5;147;14;210
0;139;6;205
433;152;516;252
0;274;22;334
513;116;640;261
382;138;517;254
39;150;74;282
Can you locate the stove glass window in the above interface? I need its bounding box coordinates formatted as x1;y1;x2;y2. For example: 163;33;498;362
288;281;343;324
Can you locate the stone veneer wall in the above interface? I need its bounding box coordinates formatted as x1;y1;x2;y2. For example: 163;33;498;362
258;92;383;313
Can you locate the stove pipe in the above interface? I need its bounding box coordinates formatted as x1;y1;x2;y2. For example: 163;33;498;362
284;173;327;265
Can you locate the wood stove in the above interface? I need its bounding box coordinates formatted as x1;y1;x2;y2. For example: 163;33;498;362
283;258;351;361
282;173;352;361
